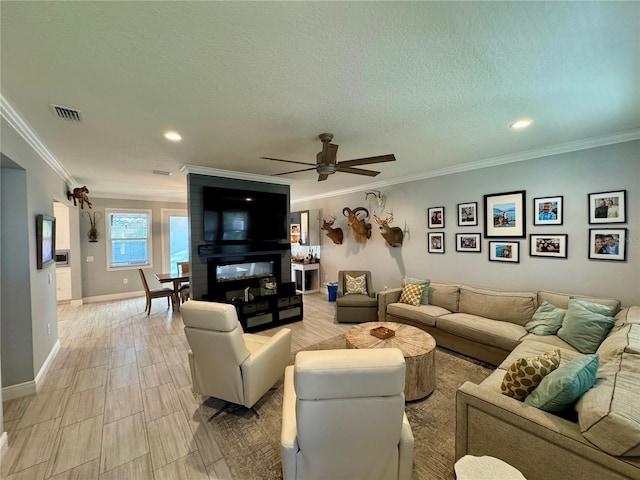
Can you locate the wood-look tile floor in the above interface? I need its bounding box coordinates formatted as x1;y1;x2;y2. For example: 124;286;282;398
1;293;349;479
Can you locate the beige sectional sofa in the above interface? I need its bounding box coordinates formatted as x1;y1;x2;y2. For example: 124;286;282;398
378;282;640;480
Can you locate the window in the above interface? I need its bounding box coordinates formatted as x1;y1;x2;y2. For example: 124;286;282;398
161;209;188;274
106;209;152;270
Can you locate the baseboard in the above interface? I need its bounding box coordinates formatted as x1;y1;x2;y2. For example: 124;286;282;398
35;340;60;387
2;340;60;400
70;299;83;306
83;291;144;303
2;380;36;400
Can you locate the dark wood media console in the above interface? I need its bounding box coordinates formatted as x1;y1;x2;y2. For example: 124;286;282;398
233;291;303;332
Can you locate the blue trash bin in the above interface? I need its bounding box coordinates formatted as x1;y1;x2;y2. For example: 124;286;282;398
327;283;338;302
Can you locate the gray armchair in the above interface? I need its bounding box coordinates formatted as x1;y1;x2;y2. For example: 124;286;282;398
182;300;292;417
335;270;378;323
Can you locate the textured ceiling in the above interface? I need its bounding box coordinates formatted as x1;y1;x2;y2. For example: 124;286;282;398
1;1;639;202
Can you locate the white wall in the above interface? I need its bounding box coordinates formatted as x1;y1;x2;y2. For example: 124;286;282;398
297;140;640;306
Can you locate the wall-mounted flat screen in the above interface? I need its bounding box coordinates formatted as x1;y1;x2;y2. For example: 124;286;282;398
36;213;56;269
203;186;289;245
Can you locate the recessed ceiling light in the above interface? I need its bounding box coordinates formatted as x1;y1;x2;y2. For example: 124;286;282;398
163;131;182;142
510;119;533;130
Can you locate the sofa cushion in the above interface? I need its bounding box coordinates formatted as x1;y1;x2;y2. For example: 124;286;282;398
428;282;460;312
458;286;536;326
525;354;599;412
335;294;378;308
345;274;367;295
525;301;566;335
519;333;579;352
577;353;640;456
398;283;425;306
387;303;448;328
501;349;561;401
557;299;615;354
436;313;527;351
597;324;640;367
403;276;430;305
613;306;640;331
537;290;620;315
498;341;584;371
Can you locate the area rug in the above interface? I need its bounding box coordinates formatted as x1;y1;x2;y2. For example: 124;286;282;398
203;335;494;480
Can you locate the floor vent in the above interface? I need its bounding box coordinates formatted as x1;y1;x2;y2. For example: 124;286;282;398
49;104;83;122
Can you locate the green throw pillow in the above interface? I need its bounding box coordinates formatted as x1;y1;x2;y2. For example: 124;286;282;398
525;354;599;412
526;301;566;336
403;277;430;305
557;299;615;353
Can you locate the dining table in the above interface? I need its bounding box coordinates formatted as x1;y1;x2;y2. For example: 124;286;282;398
154;272;189;311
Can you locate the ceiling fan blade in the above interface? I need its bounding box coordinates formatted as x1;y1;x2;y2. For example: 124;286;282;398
261;157;316;167
272;166;318;176
317;173;329;181
335;166;381;177
337;154;396;168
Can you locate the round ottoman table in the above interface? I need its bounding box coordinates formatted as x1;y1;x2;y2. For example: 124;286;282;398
345;321;436;401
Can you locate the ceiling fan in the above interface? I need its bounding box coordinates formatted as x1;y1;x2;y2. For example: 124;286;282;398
262;133;396;182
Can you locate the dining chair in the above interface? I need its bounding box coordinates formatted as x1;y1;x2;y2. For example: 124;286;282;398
176;261;190;303
138;268;175;315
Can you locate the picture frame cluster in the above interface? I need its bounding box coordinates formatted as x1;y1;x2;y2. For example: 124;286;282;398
426;188;628;262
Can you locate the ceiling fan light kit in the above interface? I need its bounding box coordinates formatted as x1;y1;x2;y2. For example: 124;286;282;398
263;133;396;182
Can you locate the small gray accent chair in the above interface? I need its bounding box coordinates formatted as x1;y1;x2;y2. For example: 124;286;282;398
335;270;378;323
281;348;414;480
182;300;292;414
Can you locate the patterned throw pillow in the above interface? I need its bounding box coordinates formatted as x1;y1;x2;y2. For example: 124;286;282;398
403;276;430;305
398;283;426;307
501;350;561;401
345;274;367;295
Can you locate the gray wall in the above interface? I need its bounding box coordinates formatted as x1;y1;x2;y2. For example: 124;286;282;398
1;119;75;392
297;140;640;306
79;197;187;298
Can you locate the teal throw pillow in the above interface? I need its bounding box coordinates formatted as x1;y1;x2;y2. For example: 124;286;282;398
526;301;566;336
525;354;599;412
557;299;615;353
403;277;430;305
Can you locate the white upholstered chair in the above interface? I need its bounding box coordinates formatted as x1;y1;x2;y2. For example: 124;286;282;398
281;348;414;480
182;300;292;416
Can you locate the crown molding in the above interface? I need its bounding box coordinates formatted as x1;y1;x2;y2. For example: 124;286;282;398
181;165;293;186
292;129;640;204
0;94;77;187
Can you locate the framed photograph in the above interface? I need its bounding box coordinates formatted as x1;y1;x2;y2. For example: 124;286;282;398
457;202;478;226
456;233;481;252
530;234;568;259
428;232;445;254
588;190;626;224
589;228;627;261
36;214;56;270
290;224;301;244
484;190;526;238
533;196;563;225
488;241;519;263
427;207;445;229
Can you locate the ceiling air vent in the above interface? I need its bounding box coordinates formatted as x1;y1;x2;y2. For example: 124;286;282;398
49;104;83;122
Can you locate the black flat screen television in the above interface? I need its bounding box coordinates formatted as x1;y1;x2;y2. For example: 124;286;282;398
36;214;56;269
203;186;289;245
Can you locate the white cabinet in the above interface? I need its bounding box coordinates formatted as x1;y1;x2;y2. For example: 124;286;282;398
56;267;72;301
291;263;320;294
53;202;70;250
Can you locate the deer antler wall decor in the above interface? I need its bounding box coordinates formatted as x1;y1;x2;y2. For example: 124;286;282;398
373;210;404;247
342;207;372;243
321;216;344;245
364;190;384;207
83;211;102;242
